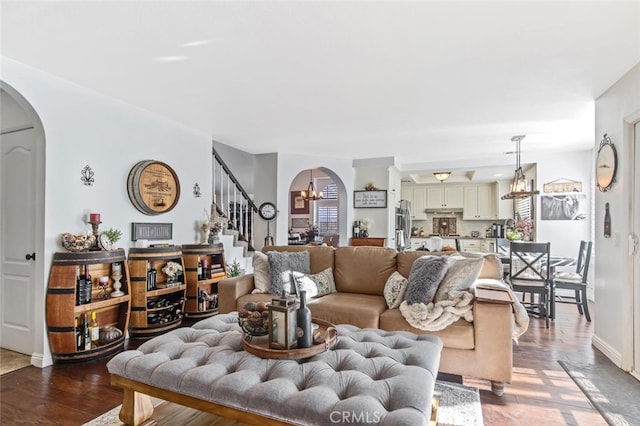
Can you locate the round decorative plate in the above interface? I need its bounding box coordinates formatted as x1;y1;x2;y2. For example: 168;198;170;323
98;233;112;251
127;160;180;215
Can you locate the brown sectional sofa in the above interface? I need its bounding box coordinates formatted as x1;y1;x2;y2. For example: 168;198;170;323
218;245;515;396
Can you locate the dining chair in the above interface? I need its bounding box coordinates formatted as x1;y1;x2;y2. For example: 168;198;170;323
508;241;552;328
553;240;592;322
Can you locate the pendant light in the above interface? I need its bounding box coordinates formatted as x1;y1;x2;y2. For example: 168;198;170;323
301;169;323;201
501;135;539;200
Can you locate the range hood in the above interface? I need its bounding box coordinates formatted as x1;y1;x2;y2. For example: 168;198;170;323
424;207;462;215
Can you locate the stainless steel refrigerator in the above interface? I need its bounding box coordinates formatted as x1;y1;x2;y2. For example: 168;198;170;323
395;200;412;251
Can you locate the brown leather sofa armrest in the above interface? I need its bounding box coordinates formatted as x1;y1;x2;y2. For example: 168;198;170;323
218;274;255;314
474;286;514;304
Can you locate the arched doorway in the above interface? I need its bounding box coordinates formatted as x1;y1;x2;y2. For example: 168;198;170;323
288;167;347;246
0;83;46;363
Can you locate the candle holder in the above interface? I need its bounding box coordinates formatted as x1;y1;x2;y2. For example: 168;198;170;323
88;220;102;251
111;273;124;297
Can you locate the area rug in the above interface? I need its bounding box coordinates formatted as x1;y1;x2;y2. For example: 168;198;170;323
559;360;640;426
0;348;31;376
84;381;482;426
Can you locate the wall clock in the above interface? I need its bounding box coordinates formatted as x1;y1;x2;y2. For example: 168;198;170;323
127;160;181;215
595;134;617;192
258;202;278;221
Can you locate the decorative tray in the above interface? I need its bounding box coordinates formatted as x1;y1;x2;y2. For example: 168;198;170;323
241;318;338;360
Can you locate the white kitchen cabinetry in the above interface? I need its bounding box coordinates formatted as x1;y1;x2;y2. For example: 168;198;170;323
496;180;514;220
426;186;463;210
463;184;497;220
401;186;427;220
459;239;482;252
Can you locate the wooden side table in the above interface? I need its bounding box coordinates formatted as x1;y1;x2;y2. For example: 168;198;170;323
351;237;387;247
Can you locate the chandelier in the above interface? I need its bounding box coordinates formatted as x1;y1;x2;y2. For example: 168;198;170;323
301;169;323;201
433;172;451;183
501;135;539;200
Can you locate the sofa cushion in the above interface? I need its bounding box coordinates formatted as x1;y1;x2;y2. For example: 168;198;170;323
404;256;449;304
293;267;337;301
263;245;335;274
396;250;455;278
307;293;387;329
267;251;310;295
434;256;484;303
384;271;408;309
379;309;474;350
459;251;503;280
334;246;397;295
251;251;270;294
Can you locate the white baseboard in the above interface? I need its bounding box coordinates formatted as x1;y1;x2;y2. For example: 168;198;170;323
30;352;52;368
592;334;623;366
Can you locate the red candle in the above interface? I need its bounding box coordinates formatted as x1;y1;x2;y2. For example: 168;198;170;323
90;213;101;222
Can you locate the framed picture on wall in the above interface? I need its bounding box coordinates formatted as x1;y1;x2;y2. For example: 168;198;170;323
353;190;387;208
290;191;309;214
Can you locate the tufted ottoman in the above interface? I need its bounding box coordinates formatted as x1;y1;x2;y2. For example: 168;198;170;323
107;313;443;425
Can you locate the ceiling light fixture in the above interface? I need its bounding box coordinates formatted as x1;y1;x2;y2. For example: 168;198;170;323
301;169;323;201
433;172;451;183
501;135;540;200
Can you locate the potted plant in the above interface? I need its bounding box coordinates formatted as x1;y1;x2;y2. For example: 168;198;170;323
226;259;244;278
101;228;122;250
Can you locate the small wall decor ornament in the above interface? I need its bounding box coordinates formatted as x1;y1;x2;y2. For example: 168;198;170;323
596;133;617;192
81;165;94;186
193;183;202;197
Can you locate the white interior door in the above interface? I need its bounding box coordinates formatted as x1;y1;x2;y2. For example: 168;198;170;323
1;128;37;355
634;121;640;378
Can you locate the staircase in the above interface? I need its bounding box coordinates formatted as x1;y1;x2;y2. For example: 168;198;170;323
212;145;256;274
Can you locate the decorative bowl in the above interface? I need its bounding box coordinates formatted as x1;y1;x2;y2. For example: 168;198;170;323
238;317;269;337
61;233;96;252
99;325;123;344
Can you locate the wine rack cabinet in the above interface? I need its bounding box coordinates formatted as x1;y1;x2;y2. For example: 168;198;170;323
127;246;186;338
46;249;130;363
181;243;226;319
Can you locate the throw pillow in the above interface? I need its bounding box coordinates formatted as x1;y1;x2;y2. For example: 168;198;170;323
293;267;337;302
404;256;449;305
251;251;270;294
383;271;408;309
267;251;310;295
459;251;503;280
433;257;484;303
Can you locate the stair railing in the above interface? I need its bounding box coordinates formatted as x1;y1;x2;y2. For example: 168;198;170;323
212;144;257;249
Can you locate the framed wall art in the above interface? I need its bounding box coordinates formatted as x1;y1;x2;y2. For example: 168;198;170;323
290;191;309;214
354;190;387;208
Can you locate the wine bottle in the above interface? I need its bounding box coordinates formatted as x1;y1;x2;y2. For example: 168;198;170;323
75;317;83;351
198;288;204;311
150;262;157;289
604;202;611;238
296;290;313;348
197;258;203;280
76;266;84;305
89;311;100;347
202;258;209;279
84;266;92;304
83;314;91;350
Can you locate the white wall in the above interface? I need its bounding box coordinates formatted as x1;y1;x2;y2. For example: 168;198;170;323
1;57;214;365
593;62;640;367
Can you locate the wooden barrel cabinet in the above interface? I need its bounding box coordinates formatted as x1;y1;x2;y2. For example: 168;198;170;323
46;249;130;363
181;243;226;319
127;246;186;338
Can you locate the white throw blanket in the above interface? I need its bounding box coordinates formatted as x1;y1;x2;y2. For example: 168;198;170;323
399;278;529;340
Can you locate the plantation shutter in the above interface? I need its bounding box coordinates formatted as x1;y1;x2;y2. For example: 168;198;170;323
316;178;338;235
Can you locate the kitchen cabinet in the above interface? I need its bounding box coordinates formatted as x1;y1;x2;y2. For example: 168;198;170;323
46;249;130;363
401;186;427;220
459;239;482;252
426;186;463;210
496;180;514;220
463;184;497;220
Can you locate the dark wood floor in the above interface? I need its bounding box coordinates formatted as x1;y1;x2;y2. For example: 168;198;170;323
0;303;608;425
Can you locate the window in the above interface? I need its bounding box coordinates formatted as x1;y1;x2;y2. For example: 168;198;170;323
315;178;338;235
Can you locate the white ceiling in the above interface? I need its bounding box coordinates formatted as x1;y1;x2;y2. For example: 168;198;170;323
2;1;639;181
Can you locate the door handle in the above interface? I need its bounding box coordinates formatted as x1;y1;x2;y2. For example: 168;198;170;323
25;252;36;261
